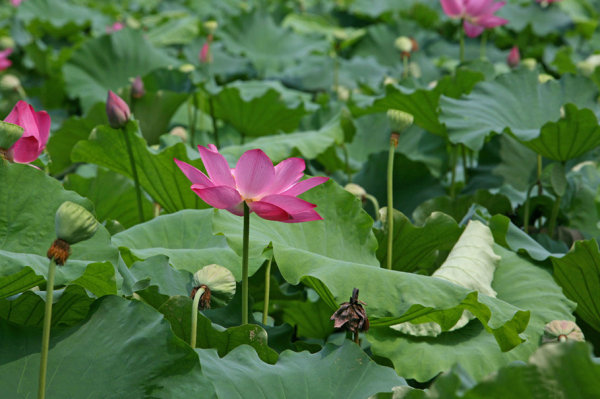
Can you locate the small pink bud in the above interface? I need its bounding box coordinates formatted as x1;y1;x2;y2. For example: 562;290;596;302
106;90;131;129
106;22;124;34
0;48;12;71
199;34;213;64
507;46;520;68
131;76;145;99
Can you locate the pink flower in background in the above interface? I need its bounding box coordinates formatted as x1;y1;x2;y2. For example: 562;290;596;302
10;0;24;6
131;76;145;99
507;46;520;68
175;145;329;222
0;48;12;71
440;0;508;38
3;101;50;163
106;90;130;129
199;34;213;63
106;22;124;34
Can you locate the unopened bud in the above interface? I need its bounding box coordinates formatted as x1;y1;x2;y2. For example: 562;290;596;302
394;36;413;53
191;264;236;309
344;183;367;200
204;20;218;34
538;73;554;83
54;201;99;245
131;76;145;99
387;109;414;133
521;58;537;70
0;74;20;91
106;90;131;129
179;63;195;73
199;41;212;64
507;46;520;68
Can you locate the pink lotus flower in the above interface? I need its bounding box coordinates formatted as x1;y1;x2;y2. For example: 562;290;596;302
0;48;12;71
106;22;124;34
11;0;24;6
3;101;50;163
106;90;130;129
507;46;520;68
175;145;329;222
131;76;145;99
441;0;508;38
199;34;213;64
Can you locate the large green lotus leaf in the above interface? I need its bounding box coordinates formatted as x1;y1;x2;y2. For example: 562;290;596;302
0;268;44;300
219;11;328;75
0;295;217;398
213;182;531;352
16;0;107;33
185;40;253;82
62;29;178;112
197;341;406;398
159;295;278;364
146;15;199;46
399;342;599;398
209;80;315;137
112;210;264;280
0;285;93;328
65;166;154;229
348;0;416;17
412;190;513;226
514;104;600;162
353;152;447;216
439;71;598;151
551;240;600;332
220;116;343;163
46;103;107;176
368;245;576;382
0;163;118;287
275;298;335;340
497;3;572;36
375;210;462;274
563;164;600;238
351;68;484;137
71;120;209;214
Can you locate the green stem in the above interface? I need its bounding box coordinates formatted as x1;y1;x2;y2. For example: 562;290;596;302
480;30;487;60
189;95;198;148
548;195;562;239
190;286;205;348
262;257;272;325
365;194;380;221
459;21;465;63
537;154;543;196
450;145;457;199
333;53;339;96
461;144;468;185
122;128;144;223
38;259;57;399
523;183;536;234
386;139;395;270
242;202;250;325
208;97;220;148
342;144;351;183
402;55;409;78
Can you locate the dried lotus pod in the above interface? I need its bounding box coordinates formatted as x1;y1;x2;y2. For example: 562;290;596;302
191;264;236;309
542;320;585;343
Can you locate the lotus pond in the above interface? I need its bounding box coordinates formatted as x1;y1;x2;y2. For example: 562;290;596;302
1;0;600;398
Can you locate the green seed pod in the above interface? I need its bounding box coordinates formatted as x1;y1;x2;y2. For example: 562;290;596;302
204;20;218;34
344;183;367;200
543;320;585;343
192;264;236;309
387;109;414;133
55;201;99;245
394;36;413;53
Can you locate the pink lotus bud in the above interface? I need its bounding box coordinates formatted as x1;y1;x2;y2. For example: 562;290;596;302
507;46;520;68
2;100;50;164
0;48;12;71
106;22;124;34
106;91;131;129
199;34;213;64
131;76;145;99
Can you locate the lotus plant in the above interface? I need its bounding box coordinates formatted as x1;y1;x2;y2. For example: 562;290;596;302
507;46;520;68
440;0;508;61
0;48;12;71
1;100;50;164
175;145;328;324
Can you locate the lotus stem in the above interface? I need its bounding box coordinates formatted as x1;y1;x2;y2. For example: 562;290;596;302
402;55;409;78
190;286;205;348
365;194;380;221
450;144;457;199
262;257;273;325
459;22;465;63
548;195;562;239
461;144;468;185
480;31;487;60
208;97;220;148
386;134;398;270
242;202;250;325
188;95;198;148
537;154;543;196
122;127;144;223
342;144;352;183
38;259;57;399
523;182;536;234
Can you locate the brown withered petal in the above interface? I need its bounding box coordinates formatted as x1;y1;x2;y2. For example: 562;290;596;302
47;238;71;265
190;285;212;310
330;288;369;333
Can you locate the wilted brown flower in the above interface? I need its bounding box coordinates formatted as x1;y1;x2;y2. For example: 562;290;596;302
330;288;369;343
190;284;212;310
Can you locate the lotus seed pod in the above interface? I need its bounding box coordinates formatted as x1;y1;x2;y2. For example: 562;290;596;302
387;109;414;133
54;201;99;245
538;73;554;83
170;126;188;143
0;74;21;91
383;76;397;86
543;320;585;343
0;36;15;49
394;36;413;53
521;58;537;71
179;63;195;73
344;183;367;200
192;264;236;309
204;20;218;34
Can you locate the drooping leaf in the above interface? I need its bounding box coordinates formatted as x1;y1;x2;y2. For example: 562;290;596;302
71;120;209;214
551;239;600;332
197;341;406;398
0;268;44;300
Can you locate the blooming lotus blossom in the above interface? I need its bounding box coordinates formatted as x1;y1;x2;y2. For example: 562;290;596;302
507;46;520;68
0;48;12;71
3;101;50;163
106;22;124;34
175;145;329;222
106;90;130;129
440;0;508;38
